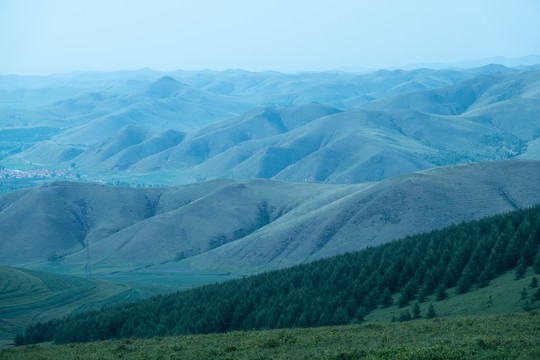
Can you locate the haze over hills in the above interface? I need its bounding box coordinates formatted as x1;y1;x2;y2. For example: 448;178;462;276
2;63;540;349
1;160;539;277
1;65;538;185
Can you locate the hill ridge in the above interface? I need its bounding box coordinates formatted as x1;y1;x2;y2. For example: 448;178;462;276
1;160;539;277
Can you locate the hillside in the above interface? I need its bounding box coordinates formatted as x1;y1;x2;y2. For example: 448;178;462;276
3;313;539;359
15;204;540;344
1;160;539;278
0;266;142;347
133;69;540;183
2;65;538;185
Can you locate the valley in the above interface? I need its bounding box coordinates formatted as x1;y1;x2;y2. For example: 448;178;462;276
2;65;540;188
2;64;540;352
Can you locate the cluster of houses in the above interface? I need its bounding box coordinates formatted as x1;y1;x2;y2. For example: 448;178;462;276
1;168;72;179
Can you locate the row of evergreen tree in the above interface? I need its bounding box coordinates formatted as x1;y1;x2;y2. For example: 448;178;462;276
17;205;540;345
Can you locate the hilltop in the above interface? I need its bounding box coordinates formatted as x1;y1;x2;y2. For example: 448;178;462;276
2;65;540;185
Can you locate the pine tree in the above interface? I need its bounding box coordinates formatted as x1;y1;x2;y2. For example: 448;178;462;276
412;302;421;319
416;285;430;303
379;288;393;308
435;283;447;301
534;247;540;274
515;257;527;280
14;334;25;346
397;288;409;308
426;303;437;319
534;288;540;301
354;307;367;324
520;287;528;300
332;307;349;325
399;310;412;322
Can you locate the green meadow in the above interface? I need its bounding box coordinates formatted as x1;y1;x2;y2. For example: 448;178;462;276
2;312;539;360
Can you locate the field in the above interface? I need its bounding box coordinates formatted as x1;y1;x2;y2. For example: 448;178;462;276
365;268;540;323
0;264;244;347
2;312;539;360
0;266;140;347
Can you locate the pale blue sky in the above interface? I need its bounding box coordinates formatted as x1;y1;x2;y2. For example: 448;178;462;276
0;0;539;75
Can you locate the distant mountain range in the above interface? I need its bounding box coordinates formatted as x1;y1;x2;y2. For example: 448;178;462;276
1;160;539;277
1;65;539;184
2;64;540;346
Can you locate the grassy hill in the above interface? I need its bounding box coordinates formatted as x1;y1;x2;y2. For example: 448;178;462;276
1;160;539;278
3;65;538;185
2;312;539;359
0;266;143;347
15;204;540;345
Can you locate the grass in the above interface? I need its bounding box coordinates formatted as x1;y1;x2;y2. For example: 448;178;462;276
0;266;140;348
364;268;540;324
0;265;242;347
1;312;539;359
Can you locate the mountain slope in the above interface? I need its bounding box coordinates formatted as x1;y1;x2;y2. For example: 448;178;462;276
64;68;537;184
16;204;540;344
5;313;539;358
181;159;540;272
0;265;139;347
1;160;539;276
2;65;527;165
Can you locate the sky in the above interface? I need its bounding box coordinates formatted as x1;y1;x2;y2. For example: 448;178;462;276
0;0;539;75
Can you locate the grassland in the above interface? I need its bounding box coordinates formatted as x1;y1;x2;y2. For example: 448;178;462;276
2;312;539;360
364;268;540;324
0;266;140;347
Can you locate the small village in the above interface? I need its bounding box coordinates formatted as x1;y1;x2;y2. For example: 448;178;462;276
0;168;72;179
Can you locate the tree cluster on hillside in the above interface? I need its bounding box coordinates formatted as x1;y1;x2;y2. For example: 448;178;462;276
16;205;540;345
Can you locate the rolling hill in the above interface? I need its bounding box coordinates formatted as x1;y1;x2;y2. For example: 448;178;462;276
3;65;536;185
1;160;539;277
7;67;537;185
127;69;540;183
0;265;141;347
14;204;540;345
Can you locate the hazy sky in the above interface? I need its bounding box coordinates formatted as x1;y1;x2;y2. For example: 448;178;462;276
1;0;539;75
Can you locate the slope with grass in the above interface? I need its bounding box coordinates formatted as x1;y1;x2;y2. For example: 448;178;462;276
1;160;539;277
3;312;539;359
16;205;540;345
3;65;536;185
0;266;141;347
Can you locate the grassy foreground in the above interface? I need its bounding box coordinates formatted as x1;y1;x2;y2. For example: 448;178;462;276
2;312;539;360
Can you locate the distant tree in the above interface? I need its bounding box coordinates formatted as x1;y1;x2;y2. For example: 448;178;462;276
14;334;25;346
520;288;528;300
398;310;412;322
397;288;409;308
534;248;540;274
530;277;538;289
426;303;437;319
354;307;367;324
435;283;447;301
416;285;430;303
476;271;490;288
380;288;393;308
534;288;540;302
332;307;349;325
412;302;421;319
456;266;475;294
515;257;527;280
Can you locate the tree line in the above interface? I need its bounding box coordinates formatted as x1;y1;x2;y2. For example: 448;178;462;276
16;205;540;345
